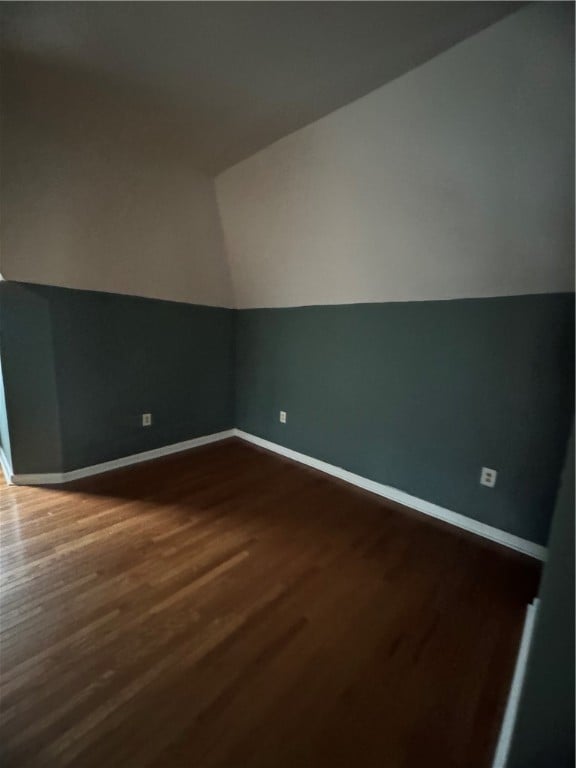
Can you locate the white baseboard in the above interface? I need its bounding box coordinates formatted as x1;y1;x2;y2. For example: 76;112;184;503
8;426;548;562
492;599;540;768
11;430;235;486
0;446;13;485
233;430;547;561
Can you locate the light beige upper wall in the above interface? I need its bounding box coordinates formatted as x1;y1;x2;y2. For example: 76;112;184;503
0;53;233;307
216;3;574;309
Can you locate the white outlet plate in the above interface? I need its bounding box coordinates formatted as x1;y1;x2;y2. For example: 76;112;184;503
279;411;287;424
142;413;152;427
480;467;497;488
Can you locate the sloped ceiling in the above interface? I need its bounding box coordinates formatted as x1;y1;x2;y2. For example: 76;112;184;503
2;1;523;174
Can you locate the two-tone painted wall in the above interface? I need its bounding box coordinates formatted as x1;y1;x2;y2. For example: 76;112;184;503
0;3;573;551
0;43;236;475
218;3;575;546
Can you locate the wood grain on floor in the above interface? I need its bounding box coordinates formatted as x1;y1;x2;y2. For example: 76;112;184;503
0;438;540;767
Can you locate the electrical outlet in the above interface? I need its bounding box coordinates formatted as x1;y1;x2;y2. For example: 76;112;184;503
279;411;287;424
142;413;152;427
480;467;497;488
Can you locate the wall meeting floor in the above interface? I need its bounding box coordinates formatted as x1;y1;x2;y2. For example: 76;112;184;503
0;439;540;767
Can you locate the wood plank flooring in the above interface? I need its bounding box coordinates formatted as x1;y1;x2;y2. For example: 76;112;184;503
0;438;540;767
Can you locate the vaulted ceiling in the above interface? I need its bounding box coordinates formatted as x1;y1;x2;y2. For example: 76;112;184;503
2;1;523;174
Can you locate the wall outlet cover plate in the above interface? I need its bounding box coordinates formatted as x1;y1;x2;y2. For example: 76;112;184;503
480;467;497;487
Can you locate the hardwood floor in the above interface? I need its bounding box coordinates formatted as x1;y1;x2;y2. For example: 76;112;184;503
0;438;540;768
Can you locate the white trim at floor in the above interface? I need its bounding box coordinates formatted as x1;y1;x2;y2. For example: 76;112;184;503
491;599;540;768
10;430;235;486
7;427;548;561
233;430;547;561
0;446;13;485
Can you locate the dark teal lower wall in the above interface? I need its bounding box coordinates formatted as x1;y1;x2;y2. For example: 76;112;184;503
2;283;573;546
0;282;235;474
0;282;64;473
235;295;574;545
507;429;574;768
0;349;13;469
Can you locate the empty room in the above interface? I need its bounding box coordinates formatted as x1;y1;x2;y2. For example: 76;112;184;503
0;2;574;767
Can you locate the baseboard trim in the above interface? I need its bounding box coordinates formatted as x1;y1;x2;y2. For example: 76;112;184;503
8;427;548;560
492;599;540;768
11;430;235;486
0;446;13;485
233;430;547;561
